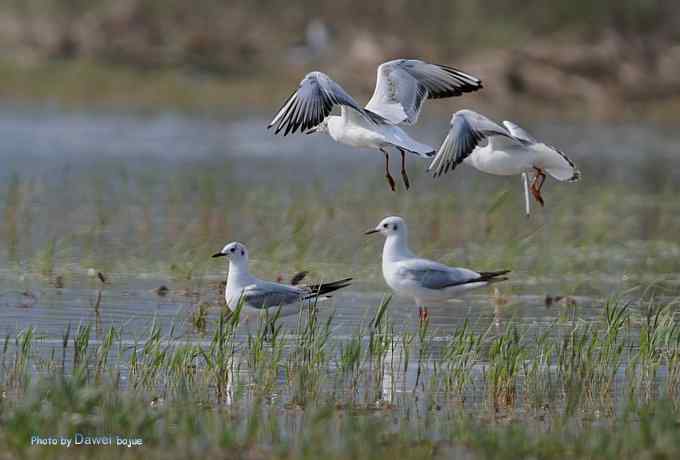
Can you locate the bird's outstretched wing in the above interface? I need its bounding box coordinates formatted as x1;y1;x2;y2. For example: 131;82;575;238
268;71;384;135
428;110;514;177
365;59;482;125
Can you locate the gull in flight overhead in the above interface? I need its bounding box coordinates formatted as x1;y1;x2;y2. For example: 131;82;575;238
268;59;482;191
428;110;580;216
212;242;352;318
365;216;510;320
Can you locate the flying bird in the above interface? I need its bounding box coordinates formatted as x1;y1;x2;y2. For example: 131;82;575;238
268;59;482;191
428;110;580;215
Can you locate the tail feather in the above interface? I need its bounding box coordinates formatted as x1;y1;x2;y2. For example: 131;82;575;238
303;277;352;299
400;142;436;158
538;144;580;182
390;131;436;158
476;270;511;284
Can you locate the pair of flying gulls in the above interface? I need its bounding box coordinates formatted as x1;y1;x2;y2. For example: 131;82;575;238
268;59;580;215
213;216;508;321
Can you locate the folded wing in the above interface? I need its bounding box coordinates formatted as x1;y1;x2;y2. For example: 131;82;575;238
239;283;303;309
398;259;482;290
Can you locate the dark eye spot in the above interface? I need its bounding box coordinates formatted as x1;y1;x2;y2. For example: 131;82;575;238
383;223;388;228
230;248;235;253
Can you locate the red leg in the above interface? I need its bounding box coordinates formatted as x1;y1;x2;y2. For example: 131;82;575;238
530;167;546;207
381;149;396;192
399;149;410;190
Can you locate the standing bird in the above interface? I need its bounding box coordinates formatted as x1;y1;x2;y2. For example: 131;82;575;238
268;59;482;191
365;216;510;320
212;242;351;318
428;110;580;215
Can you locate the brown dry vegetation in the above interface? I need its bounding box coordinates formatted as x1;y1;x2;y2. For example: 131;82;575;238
0;0;679;117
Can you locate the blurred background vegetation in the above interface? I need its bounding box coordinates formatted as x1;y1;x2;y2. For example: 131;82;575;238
0;0;678;118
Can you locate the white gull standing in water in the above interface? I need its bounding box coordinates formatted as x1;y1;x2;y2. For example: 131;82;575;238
212;242;351;318
268;59;482;191
428;110;580;216
365;216;509;320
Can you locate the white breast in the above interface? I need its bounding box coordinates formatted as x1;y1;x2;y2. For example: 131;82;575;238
465;142;534;176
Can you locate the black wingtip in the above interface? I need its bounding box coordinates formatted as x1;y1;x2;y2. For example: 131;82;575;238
569;169;582;182
303;277;352;300
478;270;511;282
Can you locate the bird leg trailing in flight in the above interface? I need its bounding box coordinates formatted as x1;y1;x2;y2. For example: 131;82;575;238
399;148;411;190
381;148;396;192
530;167;546;207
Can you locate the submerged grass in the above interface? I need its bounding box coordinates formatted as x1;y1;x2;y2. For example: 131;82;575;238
1;293;680;458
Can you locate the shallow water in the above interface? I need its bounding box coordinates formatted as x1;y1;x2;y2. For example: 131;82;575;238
0;108;679;368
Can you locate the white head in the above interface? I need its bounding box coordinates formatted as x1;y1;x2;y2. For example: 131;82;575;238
212;241;249;266
365;216;407;239
305;116;344;140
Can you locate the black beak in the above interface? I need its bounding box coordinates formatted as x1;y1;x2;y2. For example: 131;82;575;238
364;229;379;235
212;252;226;258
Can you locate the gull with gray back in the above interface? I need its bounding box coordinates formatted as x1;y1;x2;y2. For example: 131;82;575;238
428;110;581;216
365;216;510;320
212;242;351;318
268;60;482;191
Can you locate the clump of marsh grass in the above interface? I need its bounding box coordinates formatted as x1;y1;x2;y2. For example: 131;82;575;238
523;328;557;412
486;323;525;411
95;326;118;384
628;298;680;406
199;301;243;404
246;308;285;397
338;326;364;400
441;320;488;403
557;298;629;415
6;328;34;392
366;295;396;403
413;315;435;393
190;301;210;333
286;299;334;407
72;323;92;381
